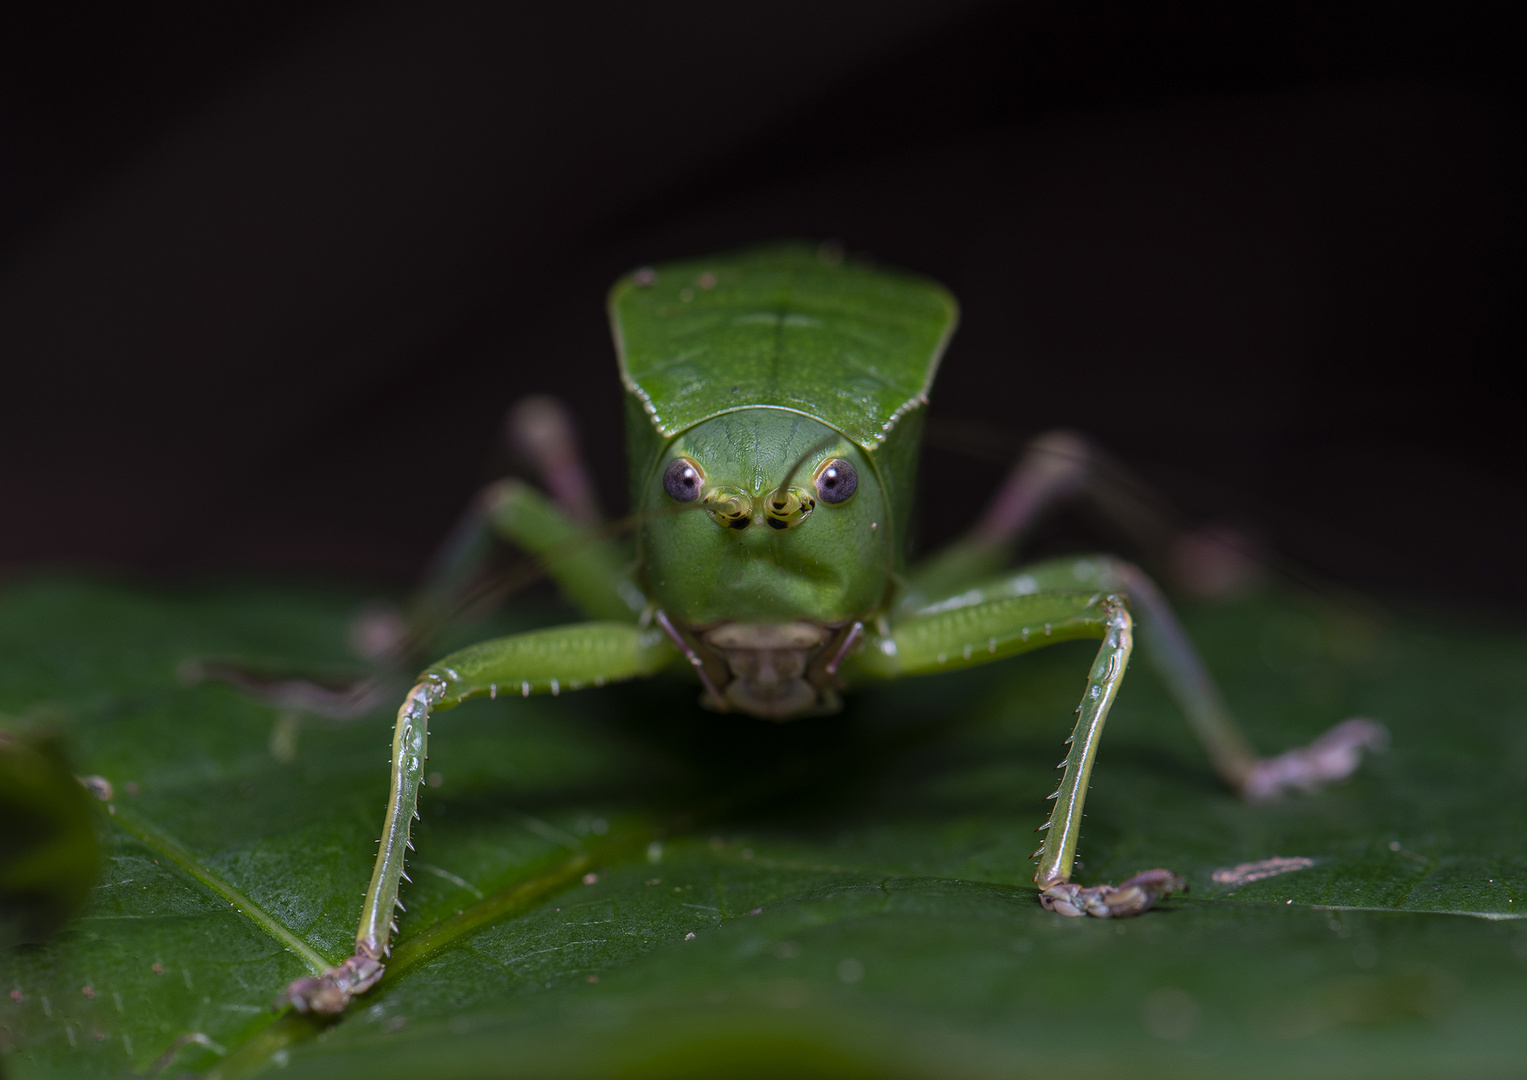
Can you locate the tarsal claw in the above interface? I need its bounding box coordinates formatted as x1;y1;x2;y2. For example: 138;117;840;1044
278;953;384;1015
1039;868;1187;918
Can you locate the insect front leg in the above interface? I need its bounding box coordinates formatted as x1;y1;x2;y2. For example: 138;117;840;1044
280;621;677;1015
846;590;1186;919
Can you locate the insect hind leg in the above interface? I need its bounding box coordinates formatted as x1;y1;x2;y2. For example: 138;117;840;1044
505;395;602;527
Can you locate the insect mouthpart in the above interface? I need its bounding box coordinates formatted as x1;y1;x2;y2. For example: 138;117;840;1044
763;487;816;530
703;487;753;530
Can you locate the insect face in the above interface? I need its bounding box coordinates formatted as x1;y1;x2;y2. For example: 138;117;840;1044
640;408;889;625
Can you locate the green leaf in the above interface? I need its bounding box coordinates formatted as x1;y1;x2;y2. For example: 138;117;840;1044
1;576;1524;1078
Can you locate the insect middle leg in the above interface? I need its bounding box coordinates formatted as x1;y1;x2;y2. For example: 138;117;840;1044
407;455;644;652
903;428;1249;607
982;556;1388;801
905;428;1386;801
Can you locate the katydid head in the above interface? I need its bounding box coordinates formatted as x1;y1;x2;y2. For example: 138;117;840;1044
638;408;890;625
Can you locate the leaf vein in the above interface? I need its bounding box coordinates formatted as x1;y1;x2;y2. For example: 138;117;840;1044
109;805;333;976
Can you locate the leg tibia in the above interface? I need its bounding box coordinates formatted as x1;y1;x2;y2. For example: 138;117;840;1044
1032;595;1132;887
282;680;440;1014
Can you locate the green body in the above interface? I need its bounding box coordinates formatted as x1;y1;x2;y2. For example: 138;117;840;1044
282;244;1385;1014
609;246;956;715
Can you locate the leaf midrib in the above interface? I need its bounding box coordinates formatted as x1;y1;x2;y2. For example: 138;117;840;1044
109;803;334;975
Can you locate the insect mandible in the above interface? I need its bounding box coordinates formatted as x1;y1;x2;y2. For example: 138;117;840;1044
282;243;1386;1014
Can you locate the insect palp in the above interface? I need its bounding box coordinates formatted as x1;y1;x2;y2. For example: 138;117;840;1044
702;487;752;530
761;486;814;529
654;609;724;706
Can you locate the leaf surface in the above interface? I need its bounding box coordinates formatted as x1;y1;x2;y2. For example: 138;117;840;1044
1;577;1524;1078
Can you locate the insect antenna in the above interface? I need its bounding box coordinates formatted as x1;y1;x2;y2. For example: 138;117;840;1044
766;433;838;510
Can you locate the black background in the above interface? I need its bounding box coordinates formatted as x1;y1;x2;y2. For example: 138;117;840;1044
1;2;1521;604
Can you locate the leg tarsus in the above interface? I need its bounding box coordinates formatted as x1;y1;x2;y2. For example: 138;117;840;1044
279;950;384;1015
1039;868;1187;919
1240;717;1389;803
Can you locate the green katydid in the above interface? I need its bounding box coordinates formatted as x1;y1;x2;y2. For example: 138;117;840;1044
282;243;1386;1014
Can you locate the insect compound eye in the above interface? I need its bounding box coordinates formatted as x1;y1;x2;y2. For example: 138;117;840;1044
662;457;704;502
813;458;858;504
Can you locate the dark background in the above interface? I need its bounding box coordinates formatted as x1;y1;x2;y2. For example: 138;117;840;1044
1;2;1521;604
